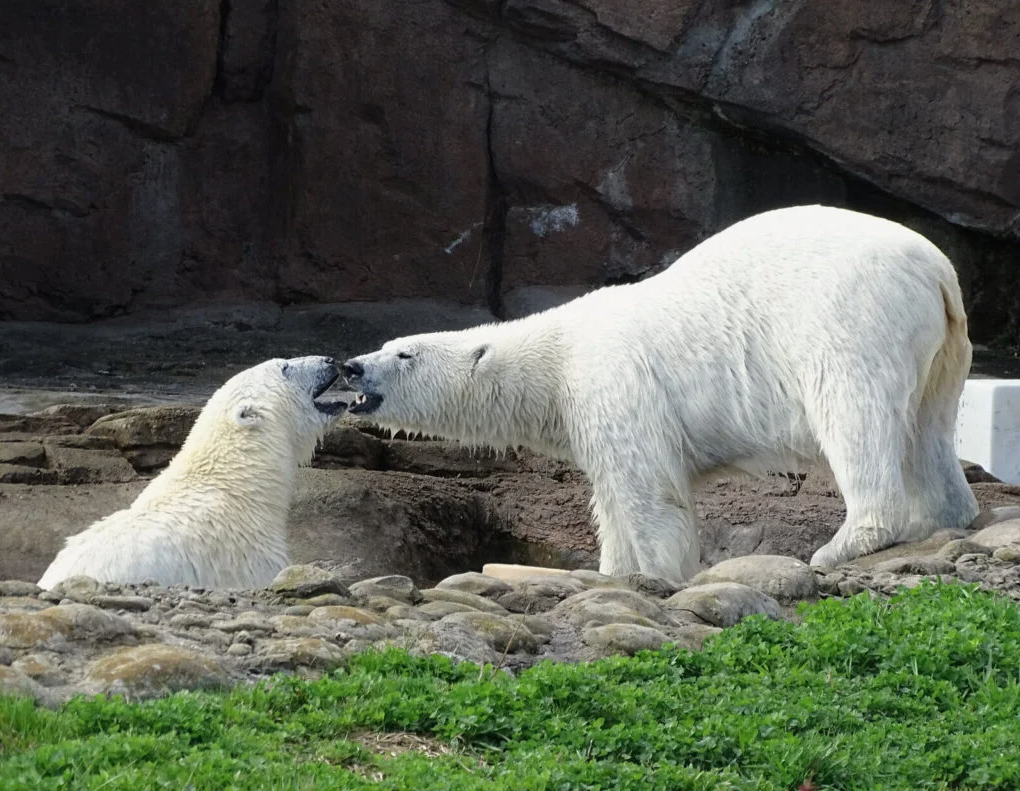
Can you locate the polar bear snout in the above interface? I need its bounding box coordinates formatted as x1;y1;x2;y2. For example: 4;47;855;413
341;360;364;379
341;357;385;416
278;356;346;416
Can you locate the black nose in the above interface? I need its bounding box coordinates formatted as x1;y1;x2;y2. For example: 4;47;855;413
342;360;363;378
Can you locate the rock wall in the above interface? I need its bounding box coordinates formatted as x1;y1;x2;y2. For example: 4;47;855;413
1;0;1018;341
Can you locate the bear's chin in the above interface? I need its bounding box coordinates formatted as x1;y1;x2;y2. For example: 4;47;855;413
348;392;384;415
314;399;348;416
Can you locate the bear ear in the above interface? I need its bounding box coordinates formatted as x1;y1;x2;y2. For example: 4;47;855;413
233;403;261;428
469;343;493;376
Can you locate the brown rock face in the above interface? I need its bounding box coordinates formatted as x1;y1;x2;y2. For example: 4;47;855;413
1;0;1019;340
0;0;223;319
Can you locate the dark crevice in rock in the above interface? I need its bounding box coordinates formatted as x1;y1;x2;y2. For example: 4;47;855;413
922;0;945;35
256;0;281;102
214;0;280;103
1;193;94;219
72;105;180;142
444;0;507;23
212;0;231;99
481;51;508;318
2;194;53;213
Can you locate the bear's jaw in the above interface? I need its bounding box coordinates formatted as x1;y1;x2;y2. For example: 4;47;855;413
314;398;348;417
312;369;348;416
348;392;383;415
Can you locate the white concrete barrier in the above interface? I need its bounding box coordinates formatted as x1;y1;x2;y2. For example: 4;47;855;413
956;379;1020;484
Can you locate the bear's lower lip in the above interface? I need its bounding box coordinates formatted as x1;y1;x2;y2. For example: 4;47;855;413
348;392;383;415
315;399;348;416
313;371;340;399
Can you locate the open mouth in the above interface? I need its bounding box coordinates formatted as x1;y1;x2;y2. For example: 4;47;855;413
313;372;347;416
348;392;383;415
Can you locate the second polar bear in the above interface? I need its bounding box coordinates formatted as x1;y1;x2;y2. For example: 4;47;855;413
342;205;979;582
38;356;346;590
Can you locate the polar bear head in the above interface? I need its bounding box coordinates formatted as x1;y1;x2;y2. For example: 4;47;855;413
341;324;564;453
180;355;346;471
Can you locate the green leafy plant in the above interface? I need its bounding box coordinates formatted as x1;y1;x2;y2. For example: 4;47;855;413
3;581;1020;790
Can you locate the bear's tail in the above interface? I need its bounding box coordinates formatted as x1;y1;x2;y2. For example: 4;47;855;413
924;270;972;424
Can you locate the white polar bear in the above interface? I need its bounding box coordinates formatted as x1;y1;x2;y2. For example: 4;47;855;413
342;205;979;582
37;356;346;590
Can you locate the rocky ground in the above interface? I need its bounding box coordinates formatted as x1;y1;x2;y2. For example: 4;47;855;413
3;305;1020;705
2;518;1020;707
3;391;1020;707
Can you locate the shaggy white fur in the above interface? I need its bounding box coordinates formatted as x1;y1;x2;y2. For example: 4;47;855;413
37;356;345;590
343;205;979;582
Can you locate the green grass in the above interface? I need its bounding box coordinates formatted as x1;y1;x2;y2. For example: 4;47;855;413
3;581;1020;790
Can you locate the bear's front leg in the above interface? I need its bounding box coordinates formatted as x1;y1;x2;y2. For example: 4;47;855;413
588;474;701;584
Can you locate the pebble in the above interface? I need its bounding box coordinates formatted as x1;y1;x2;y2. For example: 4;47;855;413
971;520;1020;550
418;600;479;618
435;572;512;598
0;665;45;699
362;595;408;612
91;595;154;612
11;653;64;686
385;605;434;622
350;575;421;605
269;565;349;598
553;588;666;629
55;575;103;603
992;545;1020;563
582;623;672;657
308;605;383;627
440;611;538;654
168;613;213;629
254;638;348;672
937;539;991;562
303;593;351;607
210;611;274;633
0;581;42;597
871;556;956;576
0;596;52;612
421;588;511;615
0;604;135;649
269;615;331;637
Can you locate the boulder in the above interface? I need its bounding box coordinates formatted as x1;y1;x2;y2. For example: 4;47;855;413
665;582;781;628
690;556;818;604
86;645;229;700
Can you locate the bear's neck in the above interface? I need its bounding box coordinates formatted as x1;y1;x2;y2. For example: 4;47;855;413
136;432;297;523
404;318;571;459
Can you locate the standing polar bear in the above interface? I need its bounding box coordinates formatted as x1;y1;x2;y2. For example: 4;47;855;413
38;356;346;590
342;205;979;582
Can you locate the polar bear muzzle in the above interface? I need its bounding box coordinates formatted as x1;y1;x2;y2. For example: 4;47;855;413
340;359;384;415
283;356;347;416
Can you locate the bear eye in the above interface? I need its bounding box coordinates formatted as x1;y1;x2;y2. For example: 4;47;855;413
281;362;291;377
397;351;414;360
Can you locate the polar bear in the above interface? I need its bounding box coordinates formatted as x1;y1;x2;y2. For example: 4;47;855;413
37;356;346;590
342;206;979;582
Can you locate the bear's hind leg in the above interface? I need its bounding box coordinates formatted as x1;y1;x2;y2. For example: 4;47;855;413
809;397;911;567
901;419;979;542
